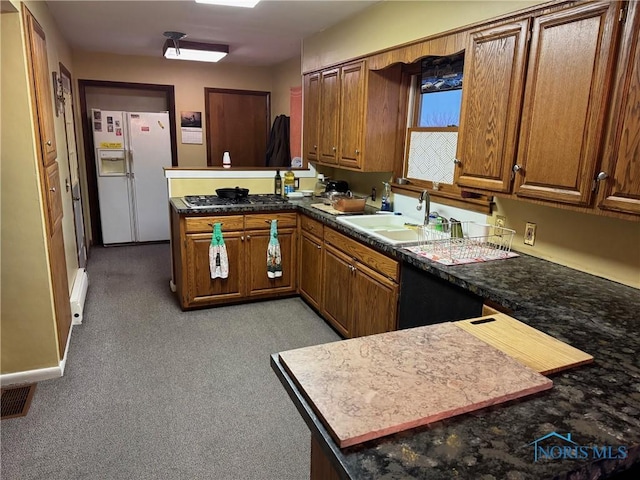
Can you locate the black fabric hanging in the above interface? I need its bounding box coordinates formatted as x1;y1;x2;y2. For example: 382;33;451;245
265;114;291;167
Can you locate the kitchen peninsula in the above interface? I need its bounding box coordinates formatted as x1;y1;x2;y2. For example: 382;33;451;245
171;196;640;478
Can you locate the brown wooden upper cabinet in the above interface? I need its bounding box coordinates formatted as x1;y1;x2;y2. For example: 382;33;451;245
303;73;321;162
456;1;623;207
25;9;57;165
304;61;402;172
597;0;640;216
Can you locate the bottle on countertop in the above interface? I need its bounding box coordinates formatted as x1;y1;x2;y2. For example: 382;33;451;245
314;174;327;197
274;169;282;196
283;169;295;196
381;181;392;211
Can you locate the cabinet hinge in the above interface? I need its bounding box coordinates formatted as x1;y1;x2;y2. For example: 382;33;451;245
619;4;627;24
591;179;597;192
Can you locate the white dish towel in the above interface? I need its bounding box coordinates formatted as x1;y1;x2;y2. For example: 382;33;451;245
209;222;229;279
267;220;282;278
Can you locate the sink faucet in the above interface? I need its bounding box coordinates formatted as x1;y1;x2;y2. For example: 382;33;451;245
417;189;431;225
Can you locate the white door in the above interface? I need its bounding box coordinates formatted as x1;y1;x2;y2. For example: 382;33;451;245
61;69;87;266
127;112;172;242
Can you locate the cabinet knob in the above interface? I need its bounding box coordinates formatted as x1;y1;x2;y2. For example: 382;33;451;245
355;149;360;155
46;140;52;146
313;145;317;150
453;158;461;165
332;146;337;152
241;236;244;241
316;245;321;250
49;187;56;192
246;235;251;240
596;171;608;181
513;164;523;173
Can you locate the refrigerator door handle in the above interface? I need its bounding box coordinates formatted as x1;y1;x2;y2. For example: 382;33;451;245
128;149;134;178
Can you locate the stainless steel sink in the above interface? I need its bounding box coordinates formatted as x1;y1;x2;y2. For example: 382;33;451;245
335;215;423;246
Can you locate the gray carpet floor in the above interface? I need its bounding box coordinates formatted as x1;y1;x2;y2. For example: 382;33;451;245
1;243;340;480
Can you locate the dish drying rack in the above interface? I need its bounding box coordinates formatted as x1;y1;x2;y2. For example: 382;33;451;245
413;221;515;264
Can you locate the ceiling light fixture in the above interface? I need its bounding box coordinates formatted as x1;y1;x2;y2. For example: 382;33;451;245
195;0;261;8
162;31;229;63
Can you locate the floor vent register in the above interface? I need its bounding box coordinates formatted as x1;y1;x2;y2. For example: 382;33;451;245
1;384;36;420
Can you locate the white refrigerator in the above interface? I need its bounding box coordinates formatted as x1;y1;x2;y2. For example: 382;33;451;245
92;109;172;244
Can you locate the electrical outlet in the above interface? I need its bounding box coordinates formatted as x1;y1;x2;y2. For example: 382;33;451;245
495;215;506;228
524;222;536;246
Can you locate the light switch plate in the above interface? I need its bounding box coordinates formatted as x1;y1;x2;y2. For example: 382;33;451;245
496;215;506;228
524;222;536;246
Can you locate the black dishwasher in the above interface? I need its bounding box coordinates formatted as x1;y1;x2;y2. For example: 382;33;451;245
398;263;483;329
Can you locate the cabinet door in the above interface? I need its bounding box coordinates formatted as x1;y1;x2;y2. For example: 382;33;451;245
598;1;640;216
339;61;365;169
514;1;621;205
321;244;353;338
455;20;530;192
319;68;340;165
44;161;63;233
246;228;297;297
299;232;323;310
24;7;57;165
185;232;244;307
303;73;321;162
352;262;398;337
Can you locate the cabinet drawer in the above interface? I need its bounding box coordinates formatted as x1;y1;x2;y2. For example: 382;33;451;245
301;215;324;238
184;215;244;234
324;228;399;282
245;213;297;230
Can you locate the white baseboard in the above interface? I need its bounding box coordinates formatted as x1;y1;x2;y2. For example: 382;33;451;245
0;365;62;387
1;323;74;387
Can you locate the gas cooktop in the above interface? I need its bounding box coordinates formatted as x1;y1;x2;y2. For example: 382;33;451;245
182;194;289;209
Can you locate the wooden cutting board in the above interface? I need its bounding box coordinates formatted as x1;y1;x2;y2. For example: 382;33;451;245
454;313;593;375
279;322;552;448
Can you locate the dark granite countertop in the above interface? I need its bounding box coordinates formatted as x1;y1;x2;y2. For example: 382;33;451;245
172;196;640;479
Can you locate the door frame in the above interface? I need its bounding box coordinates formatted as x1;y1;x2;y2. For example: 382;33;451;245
78;79;177;245
59;62;87;267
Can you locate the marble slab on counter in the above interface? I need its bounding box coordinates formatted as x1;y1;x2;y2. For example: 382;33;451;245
279;322;552;448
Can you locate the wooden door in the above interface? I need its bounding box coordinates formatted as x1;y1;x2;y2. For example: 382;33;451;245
339;61;365;169
303;73;321;162
352;262;398;337
299;231;323;309
319;68;340;165
23;5;71;357
24;7;57;166
514;1;621;205
185;232;244;306
44;162;63;233
50;226;72;356
246;228;297;297
598;1;640;216
455;20;530;192
321;244;353;338
205;88;270;167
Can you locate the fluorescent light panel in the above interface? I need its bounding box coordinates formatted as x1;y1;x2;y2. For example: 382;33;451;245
163;40;229;63
195;0;261;7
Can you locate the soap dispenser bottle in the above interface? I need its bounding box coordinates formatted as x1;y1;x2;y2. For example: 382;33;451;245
381;182;392;211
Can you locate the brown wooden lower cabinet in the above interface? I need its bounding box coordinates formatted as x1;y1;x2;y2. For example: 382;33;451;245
173;211;297;309
299;230;323;310
321;226;399;339
185;231;245;306
310;435;341;480
246;228;296;296
322;244;355;337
